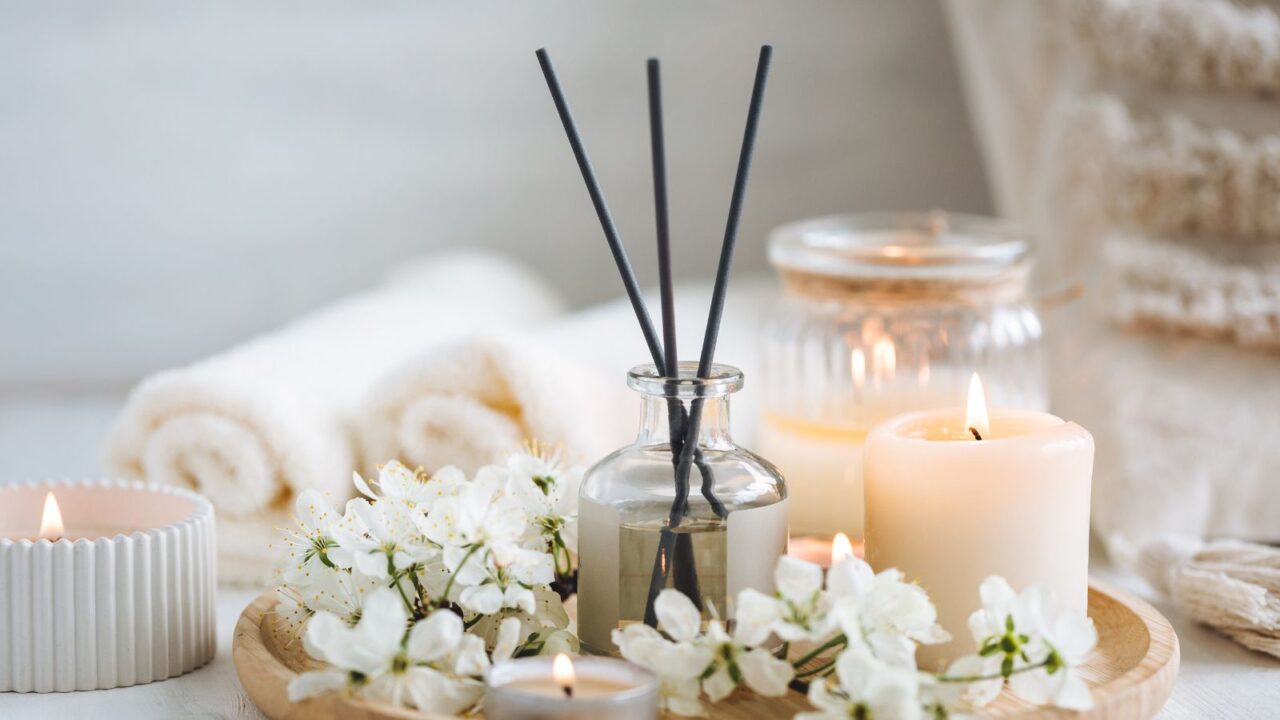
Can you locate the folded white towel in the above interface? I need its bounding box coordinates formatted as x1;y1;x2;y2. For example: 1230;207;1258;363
104;252;565;585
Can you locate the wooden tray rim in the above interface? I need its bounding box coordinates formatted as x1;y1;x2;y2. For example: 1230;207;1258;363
233;579;1179;719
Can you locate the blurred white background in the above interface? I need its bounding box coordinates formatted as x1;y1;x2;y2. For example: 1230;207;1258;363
0;0;988;390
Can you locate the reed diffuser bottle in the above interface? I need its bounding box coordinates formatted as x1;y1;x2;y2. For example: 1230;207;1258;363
535;42;779;655
577;362;788;654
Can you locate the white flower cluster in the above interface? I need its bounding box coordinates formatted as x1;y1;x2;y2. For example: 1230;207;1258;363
274;447;582;715
615;555;1098;719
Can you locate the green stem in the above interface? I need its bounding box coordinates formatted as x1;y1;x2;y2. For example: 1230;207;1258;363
791;634;847;670
796;658;836;678
775;641;790;660
437;544;482;608
409;566;425;600
936;659;1050;684
393;573;414;614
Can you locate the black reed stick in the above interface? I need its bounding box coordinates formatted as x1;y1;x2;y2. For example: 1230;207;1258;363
649;58;678;384
698;44;771;378
644;45;773;623
642;58;704;623
536;48;666;372
675;45;771;514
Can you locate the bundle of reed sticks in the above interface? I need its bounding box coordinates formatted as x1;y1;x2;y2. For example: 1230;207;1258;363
536;45;772;625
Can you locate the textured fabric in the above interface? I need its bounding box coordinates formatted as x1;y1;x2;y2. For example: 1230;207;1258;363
1140;537;1280;659
1074;0;1280;96
1104;234;1280;349
103;252;565;585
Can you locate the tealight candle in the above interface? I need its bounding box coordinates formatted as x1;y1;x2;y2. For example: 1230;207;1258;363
788;531;861;568
0;480;217;692
864;374;1093;670
485;654;659;720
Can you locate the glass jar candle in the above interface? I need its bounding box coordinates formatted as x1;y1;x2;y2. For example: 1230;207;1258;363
758;212;1048;538
577;362;788;655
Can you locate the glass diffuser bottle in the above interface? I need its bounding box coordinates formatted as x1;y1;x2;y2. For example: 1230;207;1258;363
577;362;789;655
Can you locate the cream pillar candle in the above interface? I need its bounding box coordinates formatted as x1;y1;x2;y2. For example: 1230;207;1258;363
863;375;1093;671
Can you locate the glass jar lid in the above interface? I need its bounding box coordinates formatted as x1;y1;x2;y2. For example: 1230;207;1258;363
768;211;1029;281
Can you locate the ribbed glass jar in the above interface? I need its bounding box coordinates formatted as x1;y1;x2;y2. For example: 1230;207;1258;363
757;212;1048;538
577;362;788;655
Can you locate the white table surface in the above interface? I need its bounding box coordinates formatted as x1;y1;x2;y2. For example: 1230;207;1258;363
2;395;1278;719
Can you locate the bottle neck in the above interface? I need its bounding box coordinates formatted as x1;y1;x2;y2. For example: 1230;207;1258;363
637;394;733;448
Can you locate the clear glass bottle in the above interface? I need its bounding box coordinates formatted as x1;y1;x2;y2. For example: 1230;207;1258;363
758;212;1048;539
577;362;789;655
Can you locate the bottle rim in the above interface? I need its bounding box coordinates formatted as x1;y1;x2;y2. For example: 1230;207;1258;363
768;211;1030;280
627;362;744;398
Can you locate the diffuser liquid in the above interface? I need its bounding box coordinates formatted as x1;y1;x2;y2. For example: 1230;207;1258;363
577;495;789;654
617;518;727;624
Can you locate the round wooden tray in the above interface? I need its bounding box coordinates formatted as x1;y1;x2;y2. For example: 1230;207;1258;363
233;580;1178;719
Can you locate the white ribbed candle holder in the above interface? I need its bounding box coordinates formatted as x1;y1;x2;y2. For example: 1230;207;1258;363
0;480;217;692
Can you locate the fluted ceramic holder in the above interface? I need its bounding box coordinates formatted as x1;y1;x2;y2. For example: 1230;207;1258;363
0;480;217;692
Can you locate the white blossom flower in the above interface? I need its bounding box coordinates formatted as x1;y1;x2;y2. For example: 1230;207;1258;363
418;473;526;564
291;565;384;626
967;576;1046;648
1007;613;1097;710
796;645;926;720
352;461;465;511
275;489;344;587
941;576;1097;711
827;558;949;669
613;622;714;716
655;591;794;704
289;589;489;714
330;497;434;580
504;446;583;552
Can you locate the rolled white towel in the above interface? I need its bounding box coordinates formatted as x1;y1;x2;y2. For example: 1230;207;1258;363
359;334;618;475
104;252;565;585
357;276;776;477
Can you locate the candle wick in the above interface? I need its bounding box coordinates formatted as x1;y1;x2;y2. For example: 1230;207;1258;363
563;685;573;699
968;426;983;441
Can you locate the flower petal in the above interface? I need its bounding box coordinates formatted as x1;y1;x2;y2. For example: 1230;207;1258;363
738;648;795;697
492;617;522;663
287;669;347;701
732;589;782;647
826;556;874;599
459;584;504;615
407;610;463;663
655;589;704;643
702;666;737;703
774;556;824;605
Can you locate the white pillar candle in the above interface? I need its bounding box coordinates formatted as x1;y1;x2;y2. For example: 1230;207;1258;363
863;375;1093;670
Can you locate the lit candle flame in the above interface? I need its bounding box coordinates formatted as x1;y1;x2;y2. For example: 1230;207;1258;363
873;337;896;384
832;532;854;564
39;492;64;540
851;348;866;391
966;372;990;440
552;653;575;698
